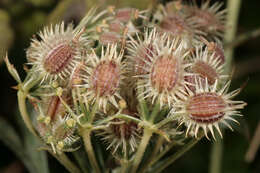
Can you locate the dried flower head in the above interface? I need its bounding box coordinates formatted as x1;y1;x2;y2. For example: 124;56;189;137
136;35;191;107
187;0;226;38
127;29;159;76
97;110;140;154
80;44;125;111
188;46;227;87
172;79;246;139
26;22;88;82
154;2;203;49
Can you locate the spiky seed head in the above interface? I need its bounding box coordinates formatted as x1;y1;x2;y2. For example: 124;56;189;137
127;28;159;76
81;44;125;111
154;3;203;49
97;109;140;154
26;22;88;83
187;1;226;38
173;79;247;140
137;35;191;107
189;46;227;86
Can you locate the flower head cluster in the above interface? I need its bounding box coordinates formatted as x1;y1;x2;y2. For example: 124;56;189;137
9;0;246;164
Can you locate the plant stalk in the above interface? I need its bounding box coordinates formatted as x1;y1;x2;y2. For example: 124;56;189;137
17;90;36;135
130;128;153;173
151;136;202;173
50;152;81;173
82;129;101;173
210;1;242;173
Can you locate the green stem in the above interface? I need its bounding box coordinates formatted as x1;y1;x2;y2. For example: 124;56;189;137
224;0;242;73
152;137;202;173
209;138;223;173
139;136;164;173
17;90;36;135
149;100;160;123
82;129;101;173
210;1;242;173
130;128;153;173
50;152;81;173
147;138;183;171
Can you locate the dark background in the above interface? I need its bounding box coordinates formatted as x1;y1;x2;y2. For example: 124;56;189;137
0;0;260;172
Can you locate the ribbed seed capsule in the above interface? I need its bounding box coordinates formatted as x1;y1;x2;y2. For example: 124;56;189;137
173;79;247;140
43;44;75;74
187;93;226;123
151;55;179;92
80;44;124;111
192;60;218;85
26;22;88;82
92;60;120;97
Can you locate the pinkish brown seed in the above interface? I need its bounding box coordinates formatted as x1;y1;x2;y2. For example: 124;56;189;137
100;32;121;45
191;9;224;32
187;92;226;123
192;60;218;85
160;15;189;35
151;56;179;92
92;60;120;97
44;44;74;74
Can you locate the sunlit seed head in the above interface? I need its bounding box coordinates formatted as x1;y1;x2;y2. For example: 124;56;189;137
43;44;75;74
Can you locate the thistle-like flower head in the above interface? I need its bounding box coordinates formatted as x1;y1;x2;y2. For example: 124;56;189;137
136;34;191;107
172;79;246;140
26;22;88;83
80;44;125;112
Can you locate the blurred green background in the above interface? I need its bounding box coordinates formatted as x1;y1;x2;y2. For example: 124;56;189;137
0;0;260;172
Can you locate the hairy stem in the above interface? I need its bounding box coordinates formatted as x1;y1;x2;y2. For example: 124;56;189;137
17;90;36;135
130;128;153;173
139;136;164;173
82;129;101;173
152;136;202;173
209;137;223;173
